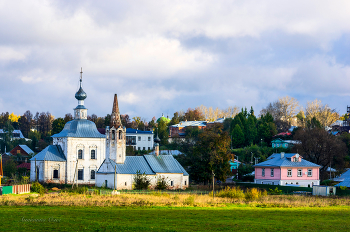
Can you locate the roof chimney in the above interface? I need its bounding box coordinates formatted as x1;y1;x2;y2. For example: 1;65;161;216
281;152;285;159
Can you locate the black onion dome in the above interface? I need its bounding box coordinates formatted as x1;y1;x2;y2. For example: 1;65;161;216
154;136;161;144
75;86;87;100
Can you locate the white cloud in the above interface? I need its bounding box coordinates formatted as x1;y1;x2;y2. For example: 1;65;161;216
0;46;27;61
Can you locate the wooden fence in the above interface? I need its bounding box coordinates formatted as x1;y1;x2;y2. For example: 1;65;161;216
0;184;31;195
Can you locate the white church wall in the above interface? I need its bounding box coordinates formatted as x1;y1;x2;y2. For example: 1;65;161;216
95;173;116;189
65;137;106;184
156;173;188;190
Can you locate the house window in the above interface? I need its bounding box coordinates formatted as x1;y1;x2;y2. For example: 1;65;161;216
293;157;298;162
91;150;96;159
53;169;59;179
262;168;265;177
78;169;84;180
171;181;173;186
90;170;95;180
125;182;127;186
271;168;274;177
287;169;292;177
308;169;312;177
17;150;21;154
119;131;122;140
148;136;151;141
78;149;83;159
185;181;187;185
138;147;140;151
112;130;115;140
138;136;141;141
148;147;150;150
143;147;145;150
298;169;302;177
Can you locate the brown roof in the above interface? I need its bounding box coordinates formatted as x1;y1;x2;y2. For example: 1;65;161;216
17;163;31;170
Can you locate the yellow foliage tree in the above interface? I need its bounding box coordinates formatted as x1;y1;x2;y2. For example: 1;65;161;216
9;112;20;122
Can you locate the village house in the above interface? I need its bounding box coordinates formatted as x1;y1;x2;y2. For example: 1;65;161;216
254;152;320;187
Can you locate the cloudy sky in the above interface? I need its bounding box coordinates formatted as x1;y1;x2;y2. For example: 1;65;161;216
1;0;350;121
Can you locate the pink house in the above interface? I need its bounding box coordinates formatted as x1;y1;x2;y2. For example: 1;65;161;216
254;153;320;187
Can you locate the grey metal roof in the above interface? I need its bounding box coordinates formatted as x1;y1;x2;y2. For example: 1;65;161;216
126;128;153;134
144;155;188;174
0;129;25;138
170;121;207;128
30;145;66;161
334;169;350;182
97;157;155;175
148;150;183;156
335;181;350;187
97;155;189;175
75;105;87;109
254;153;320;168
51;119;105;138
18;145;34;155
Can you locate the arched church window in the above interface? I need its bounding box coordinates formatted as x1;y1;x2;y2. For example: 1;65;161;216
112;130;115;140
119;130;122;140
78;149;83;159
91;150;96;159
91;170;95;180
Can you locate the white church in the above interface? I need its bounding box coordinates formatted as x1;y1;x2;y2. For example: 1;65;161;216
30;71;189;190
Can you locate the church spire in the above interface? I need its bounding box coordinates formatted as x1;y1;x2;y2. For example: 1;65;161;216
74;68;88;120
110;94;122;128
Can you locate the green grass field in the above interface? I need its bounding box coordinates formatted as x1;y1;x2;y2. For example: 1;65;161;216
1;206;350;231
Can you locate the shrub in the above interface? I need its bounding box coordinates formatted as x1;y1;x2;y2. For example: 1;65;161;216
244;188;261;200
268;187;283;195
215;186;245;199
340;186;348;190
155;177;169;190
31;182;45;195
133;170;151;190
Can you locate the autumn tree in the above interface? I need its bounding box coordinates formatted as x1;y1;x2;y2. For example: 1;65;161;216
260;96;300;132
120;114;130;128
183;107;204;121
64;113;73;123
177;125;231;183
292;128;347;179
304;99;338;127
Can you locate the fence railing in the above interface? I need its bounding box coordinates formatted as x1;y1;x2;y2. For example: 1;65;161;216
0;184;31;195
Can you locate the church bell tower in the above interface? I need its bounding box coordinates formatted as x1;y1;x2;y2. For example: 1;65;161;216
106;94;126;163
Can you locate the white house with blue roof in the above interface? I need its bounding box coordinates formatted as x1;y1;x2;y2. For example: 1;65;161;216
126;128;154;151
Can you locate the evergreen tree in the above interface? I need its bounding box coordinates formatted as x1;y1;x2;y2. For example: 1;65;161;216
52;118;65;135
246;115;257;145
232;124;245;148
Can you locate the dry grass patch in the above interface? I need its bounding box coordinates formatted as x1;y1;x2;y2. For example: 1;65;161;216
1;191;350;208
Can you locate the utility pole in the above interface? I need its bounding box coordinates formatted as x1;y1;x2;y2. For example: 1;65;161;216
212;170;215;200
35;158;37;181
236;156;239;180
250;152;253;164
0;154;3;187
114;165;116;191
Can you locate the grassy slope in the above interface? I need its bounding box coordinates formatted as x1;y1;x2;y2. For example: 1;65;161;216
1;206;350;231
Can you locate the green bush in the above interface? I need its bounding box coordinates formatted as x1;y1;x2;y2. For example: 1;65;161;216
268;187;283;195
340;186;348;190
244;188;261;200
31;182;45;195
215;186;245;199
155;177;169;190
133;171;151;190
